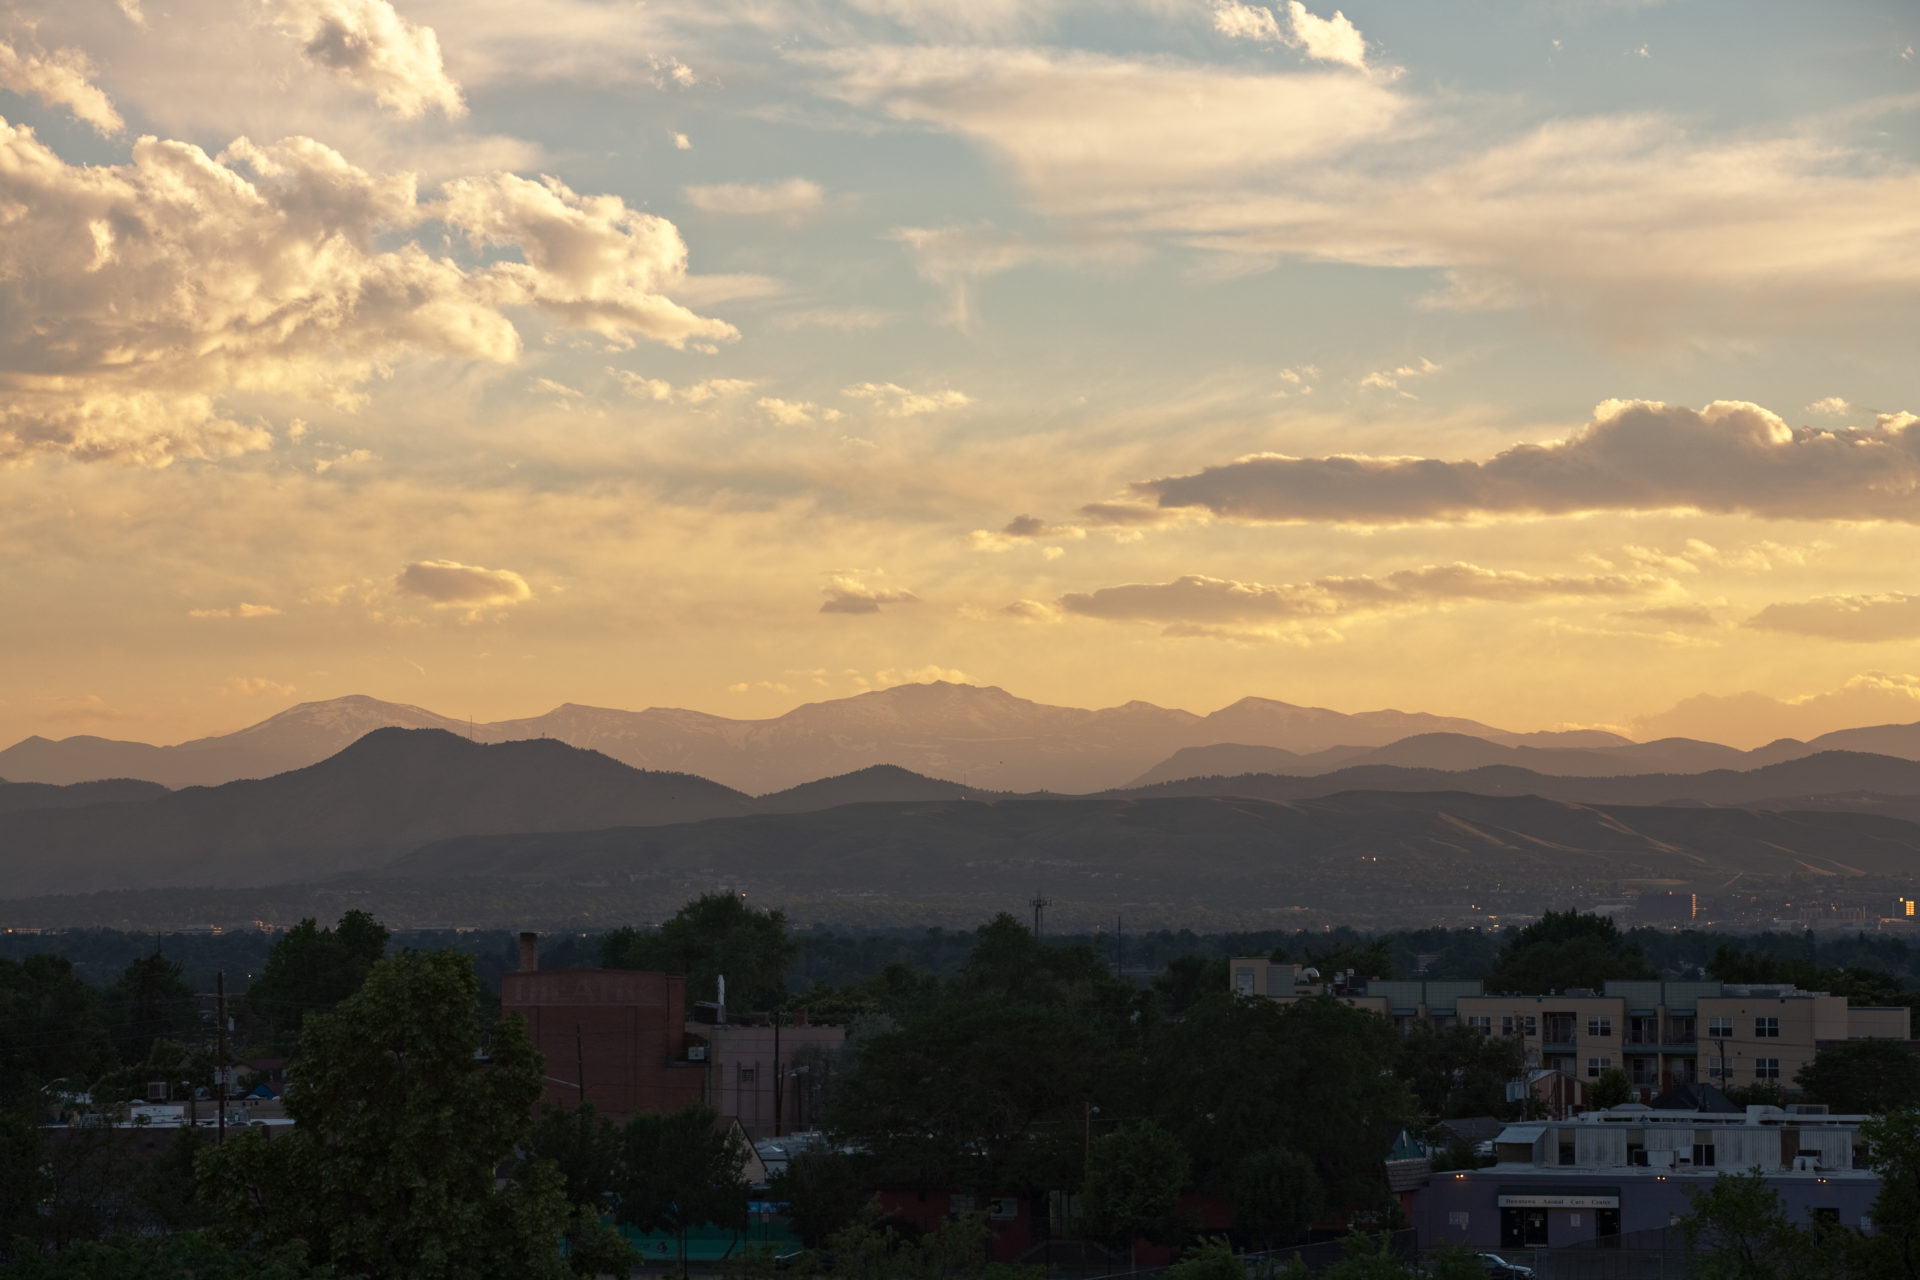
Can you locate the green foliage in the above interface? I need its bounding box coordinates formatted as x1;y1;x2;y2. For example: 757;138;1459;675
1155;955;1229;1017
1862;1109;1920;1278
827;915;1140;1197
0;1231;331;1279
825;1205;989;1280
1320;1231;1418;1280
1708;944;1920;1011
602;892;798;1008
197;948;570;1280
1081;1122;1189;1247
617;1104;749;1272
1230;1147;1322;1247
769;1149;874;1249
1485;910;1656;994
240;911;388;1047
1587;1066;1635;1109
1723;1081;1788;1109
1797;1040;1920;1114
1163;1236;1244;1280
521;1101;622;1211
1148;995;1412;1215
98;952;201;1066
1301;939;1394;982
1680;1168;1831;1280
0;955;115;1110
1396;1023;1525;1118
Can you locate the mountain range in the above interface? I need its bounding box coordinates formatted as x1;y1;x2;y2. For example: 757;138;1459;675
12;684;1920;797
0;684;1633;794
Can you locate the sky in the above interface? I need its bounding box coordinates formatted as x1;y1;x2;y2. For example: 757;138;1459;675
2;0;1919;750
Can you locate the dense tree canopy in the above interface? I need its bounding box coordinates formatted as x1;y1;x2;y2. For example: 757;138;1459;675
240;910;388;1047
602;892;798;1009
198;949;571;1280
1486;910;1657;993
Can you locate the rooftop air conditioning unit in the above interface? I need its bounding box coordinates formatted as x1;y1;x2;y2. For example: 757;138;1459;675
1792;1155;1819;1172
146;1081;168;1101
688;1046;709;1061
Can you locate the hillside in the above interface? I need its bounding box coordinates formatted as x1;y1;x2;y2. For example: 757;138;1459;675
0;729;752;898
753;764;987;813
0;777;169;816
1118;750;1920;807
371;789;1920;925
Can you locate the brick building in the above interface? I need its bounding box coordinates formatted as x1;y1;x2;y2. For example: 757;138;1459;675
501;932;707;1118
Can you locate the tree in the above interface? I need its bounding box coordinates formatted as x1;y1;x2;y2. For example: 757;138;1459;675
0;1232;328;1280
0;954;114;1110
1680;1169;1829;1280
1861;1109;1920;1278
1587;1066;1634;1109
1486;911;1656;994
770;1149;874;1248
1395;1023;1524;1119
198;948;571;1280
240;910;388;1047
1081;1122;1189;1253
1797;1040;1920;1114
1230;1147;1322;1247
517;1100;635;1276
99;951;201;1066
618;1104;749;1278
603;893;798;1009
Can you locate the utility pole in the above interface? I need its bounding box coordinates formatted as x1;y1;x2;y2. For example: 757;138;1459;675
1116;915;1124;976
575;1023;587;1105
772;1010;783;1138
215;971;227;1145
1030;893;1051;936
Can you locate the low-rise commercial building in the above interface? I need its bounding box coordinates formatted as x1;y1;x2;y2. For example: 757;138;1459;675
1412;1104;1877;1251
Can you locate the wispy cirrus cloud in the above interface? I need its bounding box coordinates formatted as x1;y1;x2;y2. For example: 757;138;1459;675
1746;593;1920;643
1056;562;1666;638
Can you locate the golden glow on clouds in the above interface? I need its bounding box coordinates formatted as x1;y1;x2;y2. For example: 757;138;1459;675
2;0;1919;753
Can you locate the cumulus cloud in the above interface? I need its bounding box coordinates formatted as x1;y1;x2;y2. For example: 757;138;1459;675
671;131;691;150
0;126;732;466
188;602;284;619
1057;562;1662;634
439;172;737;352
1807;397;1852;416
684;178;825;220
1212;2;1282;41
821;574;918;614
225;675;295;696
758;397;842;425
395;559;533;607
842;382;971;416
1746;593;1920;643
1136;399;1920;525
1281;1;1369;71
0;38;123;135
274;0;465;119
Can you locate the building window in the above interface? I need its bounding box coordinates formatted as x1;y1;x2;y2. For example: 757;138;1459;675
1468;1016;1491;1036
1692;1144;1716;1167
1708;1017;1733;1038
1587;1016;1613;1037
1559;1143;1576;1166
1523;1015;1538;1037
1755;1058;1781;1079
1502;1015;1516;1036
1587;1057;1612;1077
738;1067;756;1085
1234;969;1255;996
1755;1017;1780;1038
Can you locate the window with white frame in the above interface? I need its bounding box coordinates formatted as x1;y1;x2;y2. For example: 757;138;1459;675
1587;1016;1613;1037
1755;1017;1780;1038
1524;1015;1538;1036
1708;1017;1733;1038
1501;1015;1516;1036
1468;1016;1491;1035
1755;1058;1781;1079
1587;1056;1613;1077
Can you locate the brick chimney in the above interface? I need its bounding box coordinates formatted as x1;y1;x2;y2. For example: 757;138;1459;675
518;931;539;973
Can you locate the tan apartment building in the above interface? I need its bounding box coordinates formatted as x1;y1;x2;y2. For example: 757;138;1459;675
1230;959;1910;1098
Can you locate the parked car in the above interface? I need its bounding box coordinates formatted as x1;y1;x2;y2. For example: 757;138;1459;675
1476;1254;1534;1279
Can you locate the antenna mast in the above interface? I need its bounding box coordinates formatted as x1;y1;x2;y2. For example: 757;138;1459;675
1030;893;1051;936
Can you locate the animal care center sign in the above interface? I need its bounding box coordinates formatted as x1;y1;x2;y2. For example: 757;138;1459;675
1497;1194;1620;1209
